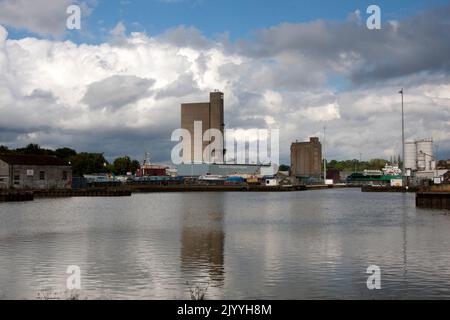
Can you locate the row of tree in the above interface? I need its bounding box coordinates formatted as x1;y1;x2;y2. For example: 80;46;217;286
327;158;392;171
278;158;396;173
0;144;141;177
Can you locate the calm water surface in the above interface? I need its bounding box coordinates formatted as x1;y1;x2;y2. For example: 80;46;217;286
1;188;450;299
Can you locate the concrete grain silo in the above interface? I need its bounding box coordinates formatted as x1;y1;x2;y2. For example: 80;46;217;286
404;141;417;170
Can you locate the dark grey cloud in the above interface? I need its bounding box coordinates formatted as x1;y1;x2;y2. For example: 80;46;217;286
236;4;450;83
82;75;155;110
156;73;201;99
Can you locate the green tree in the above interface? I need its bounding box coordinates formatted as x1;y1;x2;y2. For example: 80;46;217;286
17;143;42;154
55;147;77;161
69;153;108;177
113;156;140;175
327;158;390;172
16;144;55;155
368;159;389;170
131;160;141;174
0;145;10;154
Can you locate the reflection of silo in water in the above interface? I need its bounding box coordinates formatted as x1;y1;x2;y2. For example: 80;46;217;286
416;139;433;171
180;195;225;286
404;142;417;170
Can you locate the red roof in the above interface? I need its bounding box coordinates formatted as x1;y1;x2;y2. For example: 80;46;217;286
0;154;70;166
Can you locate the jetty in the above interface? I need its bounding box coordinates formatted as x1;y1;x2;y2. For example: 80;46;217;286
1;188;131;202
416;192;450;210
0;191;34;203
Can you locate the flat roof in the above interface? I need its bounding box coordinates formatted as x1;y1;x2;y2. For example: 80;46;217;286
0;154;70;166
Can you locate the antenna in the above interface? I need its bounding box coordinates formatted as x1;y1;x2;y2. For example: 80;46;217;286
143;152;151;166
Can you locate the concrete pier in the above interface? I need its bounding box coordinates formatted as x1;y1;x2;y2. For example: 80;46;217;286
130;185;307;193
1;189;131;202
361;186;419;193
33;189;132;198
0;191;34;203
416;192;450;210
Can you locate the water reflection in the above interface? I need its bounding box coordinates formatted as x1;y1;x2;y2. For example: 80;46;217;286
402;193;408;296
1;189;450;299
180;194;225;288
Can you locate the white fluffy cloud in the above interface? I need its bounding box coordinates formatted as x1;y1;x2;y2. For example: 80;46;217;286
0;5;449;163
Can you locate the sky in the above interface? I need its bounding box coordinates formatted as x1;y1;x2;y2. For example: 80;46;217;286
0;0;449;164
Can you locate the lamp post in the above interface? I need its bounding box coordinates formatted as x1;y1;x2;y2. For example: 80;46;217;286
399;89;406;186
323;126;327;184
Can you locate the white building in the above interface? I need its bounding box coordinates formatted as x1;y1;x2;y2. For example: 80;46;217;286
404;138;436;172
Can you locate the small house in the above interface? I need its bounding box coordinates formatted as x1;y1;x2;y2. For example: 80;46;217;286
0;154;72;190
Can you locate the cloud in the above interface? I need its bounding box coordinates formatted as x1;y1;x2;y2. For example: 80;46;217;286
83;75;155;110
303;103;341;122
157;25;211;49
155;73;200;99
237;4;450;84
0;4;449;163
110;21;127;39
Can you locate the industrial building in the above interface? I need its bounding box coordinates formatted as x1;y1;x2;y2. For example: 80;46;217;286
404;138;449;185
405;139;436;172
0;154;72;190
181;91;225;164
178;91;273;177
290;137;323;179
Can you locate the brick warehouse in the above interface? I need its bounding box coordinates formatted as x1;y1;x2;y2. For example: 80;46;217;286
0;154;72;190
291;137;323;179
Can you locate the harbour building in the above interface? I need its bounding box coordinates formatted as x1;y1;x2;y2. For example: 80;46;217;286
181;91;225;164
178;92;273;177
0;154;72;190
404;138;448;184
290;137;323;180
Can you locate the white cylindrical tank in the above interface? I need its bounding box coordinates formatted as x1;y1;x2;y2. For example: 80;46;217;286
416;139;433;171
404;141;417;170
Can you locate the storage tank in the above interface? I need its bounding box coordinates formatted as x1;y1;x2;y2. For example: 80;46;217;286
416;139;433;171
404;141;417;170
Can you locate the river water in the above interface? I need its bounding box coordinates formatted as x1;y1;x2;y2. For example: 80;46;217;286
1;188;450;300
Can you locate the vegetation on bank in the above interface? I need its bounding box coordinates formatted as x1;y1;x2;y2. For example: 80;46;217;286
279;158;395;173
0;144;140;177
327;158;392;171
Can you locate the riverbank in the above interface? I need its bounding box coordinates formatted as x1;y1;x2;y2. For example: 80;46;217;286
1;189;131;202
0;191;34;202
1;185;308;202
128;184;307;193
